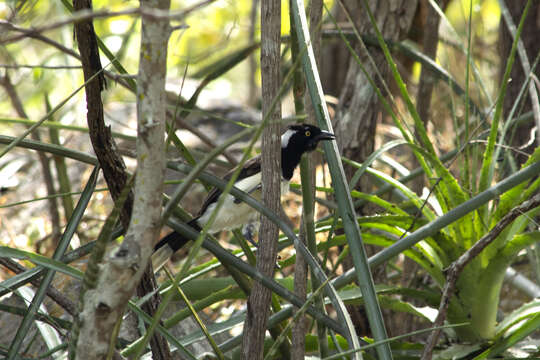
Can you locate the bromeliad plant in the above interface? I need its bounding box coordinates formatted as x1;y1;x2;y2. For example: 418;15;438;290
323;0;540;351
362;147;540;342
322;143;540;346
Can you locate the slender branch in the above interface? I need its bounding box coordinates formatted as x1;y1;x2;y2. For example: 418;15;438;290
0;21;133;89
73;0;132;228
0;258;77;316
0;64;82;69
292;0;325;356
290;3;311;356
0;20;82;56
0;1;213;45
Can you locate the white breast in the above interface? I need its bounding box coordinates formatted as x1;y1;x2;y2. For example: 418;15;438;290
196;174;290;233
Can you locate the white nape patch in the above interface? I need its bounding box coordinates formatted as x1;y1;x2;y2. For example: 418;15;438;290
281;129;297;148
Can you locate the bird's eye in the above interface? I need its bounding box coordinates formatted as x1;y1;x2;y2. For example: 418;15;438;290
305;130;311;137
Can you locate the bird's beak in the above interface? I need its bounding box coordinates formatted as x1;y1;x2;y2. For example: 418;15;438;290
315;130;336;142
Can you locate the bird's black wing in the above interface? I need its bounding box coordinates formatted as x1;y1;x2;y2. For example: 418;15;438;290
197;155;262;216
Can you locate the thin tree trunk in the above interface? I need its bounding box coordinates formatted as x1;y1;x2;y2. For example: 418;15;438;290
73;0;133;227
73;0;171;358
241;0;281;358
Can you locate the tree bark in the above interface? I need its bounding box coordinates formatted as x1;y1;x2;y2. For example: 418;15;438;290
74;0;171;358
241;0;281;358
335;0;417;184
73;0;133;228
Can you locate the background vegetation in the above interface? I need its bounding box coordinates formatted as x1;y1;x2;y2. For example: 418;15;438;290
0;0;539;359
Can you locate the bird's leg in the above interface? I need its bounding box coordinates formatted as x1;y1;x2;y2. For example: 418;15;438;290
242;223;258;247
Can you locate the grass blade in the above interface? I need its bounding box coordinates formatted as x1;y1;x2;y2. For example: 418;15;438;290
478;0;532;198
290;0;389;356
333;159;540;289
6;166;98;359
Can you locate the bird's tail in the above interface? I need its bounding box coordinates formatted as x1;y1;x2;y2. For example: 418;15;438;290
152;218;200;271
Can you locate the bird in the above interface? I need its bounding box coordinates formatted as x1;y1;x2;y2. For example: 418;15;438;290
152;123;335;270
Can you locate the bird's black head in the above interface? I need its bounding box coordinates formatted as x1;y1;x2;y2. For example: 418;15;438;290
281;124;335;180
281;124;335;153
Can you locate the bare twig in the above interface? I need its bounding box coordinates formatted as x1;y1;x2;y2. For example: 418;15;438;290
0;20;82;56
421;192;540;360
0;21;133;89
0;64;82;69
172;115;238;165
73;0;132;227
127;1;173;358
291;0;325;357
0;257;78;316
0;1;214;45
469;139;532;157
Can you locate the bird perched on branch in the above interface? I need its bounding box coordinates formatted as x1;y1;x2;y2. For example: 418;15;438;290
152;123;335;269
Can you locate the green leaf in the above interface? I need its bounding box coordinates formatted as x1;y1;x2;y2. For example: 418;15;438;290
351;191;410;216
476;313;540;359
477;0;533;209
6;166;97;359
338;285;438;323
495;298;540;339
492;146;540;226
0;247;84;281
365;166;437;221
16;287;64;354
192;43;260;80
500;231;540;263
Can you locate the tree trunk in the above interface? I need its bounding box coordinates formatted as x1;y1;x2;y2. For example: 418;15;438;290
241;0;282;358
73;0;171;358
